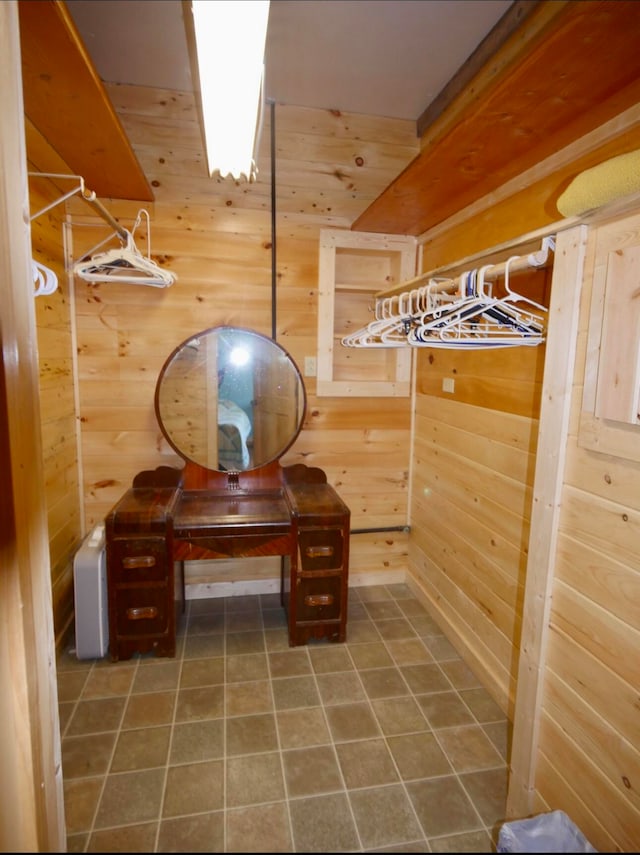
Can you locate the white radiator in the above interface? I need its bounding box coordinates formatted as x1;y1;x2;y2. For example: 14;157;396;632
73;523;109;659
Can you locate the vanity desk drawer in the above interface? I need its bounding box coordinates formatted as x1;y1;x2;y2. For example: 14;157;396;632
283;480;351;647
114;586;169;636
110;537;169;582
296;574;342;622
105;487;180;661
298;528;344;571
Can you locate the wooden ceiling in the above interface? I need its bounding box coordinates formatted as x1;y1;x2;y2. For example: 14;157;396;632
18;1;640;230
355;0;640;235
19;0;153;201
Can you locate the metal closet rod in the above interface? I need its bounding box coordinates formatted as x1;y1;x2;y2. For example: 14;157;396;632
28;172;129;241
351;526;410;535
376;234;556;301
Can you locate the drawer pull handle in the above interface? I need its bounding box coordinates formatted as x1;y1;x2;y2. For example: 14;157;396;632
126;606;158;620
304;545;334;558
304;594;334;607
122;555;156;569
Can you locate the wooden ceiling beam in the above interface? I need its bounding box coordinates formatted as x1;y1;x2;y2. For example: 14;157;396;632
18;0;153;202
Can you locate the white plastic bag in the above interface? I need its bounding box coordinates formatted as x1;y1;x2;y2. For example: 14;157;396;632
497;810;598;853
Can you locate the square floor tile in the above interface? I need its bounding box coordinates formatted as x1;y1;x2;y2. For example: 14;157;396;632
271;675;321;710
335;738;399;788
226;712;278;755
282;744;343;797
58;593;508;851
276;706;331;749
325;701;381;742
349;784;424;849
226;752;285;807
94;768;166;828
359;666;410;700
435;724;504;772
157;812;225;853
289;793;360;852
163;760;224;817
387;731;452;780
226;802;292;852
406;776;482;837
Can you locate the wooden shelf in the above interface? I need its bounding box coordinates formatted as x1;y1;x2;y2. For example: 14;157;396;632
317;229;416;398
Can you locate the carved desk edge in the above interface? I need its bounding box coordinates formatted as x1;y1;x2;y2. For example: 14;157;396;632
131;461;330;490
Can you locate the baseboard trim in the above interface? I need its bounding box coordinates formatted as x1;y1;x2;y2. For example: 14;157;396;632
185;568;406;600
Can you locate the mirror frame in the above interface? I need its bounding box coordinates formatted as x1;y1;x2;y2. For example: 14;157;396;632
154;326;306;473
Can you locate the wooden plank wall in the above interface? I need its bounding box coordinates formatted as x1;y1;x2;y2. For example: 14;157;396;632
29;165;82;646
409;266;551;714
407;118;640;849
63;86;418;599
533;211;640;850
2;5;65;845
28;72;640;851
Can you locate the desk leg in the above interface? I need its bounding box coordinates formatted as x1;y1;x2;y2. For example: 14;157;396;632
177;559;186;613
280;556;286;607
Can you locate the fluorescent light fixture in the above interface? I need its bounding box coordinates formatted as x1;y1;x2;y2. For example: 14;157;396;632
191;0;270;182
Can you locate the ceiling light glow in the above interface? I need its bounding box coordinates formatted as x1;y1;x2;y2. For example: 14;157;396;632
191;0;270;182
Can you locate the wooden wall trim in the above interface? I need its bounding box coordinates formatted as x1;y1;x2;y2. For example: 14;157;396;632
0;3;65;849
506;224;588;819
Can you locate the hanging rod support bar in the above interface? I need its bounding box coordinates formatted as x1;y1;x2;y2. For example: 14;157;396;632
80;189;129;242
376;246;553;301
28;172;129;242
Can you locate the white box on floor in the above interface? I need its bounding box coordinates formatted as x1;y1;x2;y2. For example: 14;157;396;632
73;523;109;659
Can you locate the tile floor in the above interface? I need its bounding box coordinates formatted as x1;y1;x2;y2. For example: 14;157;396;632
57;583;510;852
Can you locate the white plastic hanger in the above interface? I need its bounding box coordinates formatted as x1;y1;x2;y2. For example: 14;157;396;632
341;235;553;350
32;259;58;297
73;209;176;288
341;280;457;348
409;263;546;348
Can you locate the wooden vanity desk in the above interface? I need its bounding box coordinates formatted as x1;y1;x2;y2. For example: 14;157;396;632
104;326;350;661
106;460;350;660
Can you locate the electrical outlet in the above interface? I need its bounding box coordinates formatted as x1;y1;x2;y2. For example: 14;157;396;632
442;377;455;393
304;356;317;377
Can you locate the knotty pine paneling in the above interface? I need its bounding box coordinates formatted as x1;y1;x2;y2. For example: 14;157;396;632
542;670;640;817
555;533;640;633
545;628;640;765
551;580;640;691
30;173;83;647
65;92;418;588
411;482;526;602
407;537;512;710
530;213;640;850
408;308;543;714
413;437;532;548
410;517;522;644
410;193;640;849
538;712;640;853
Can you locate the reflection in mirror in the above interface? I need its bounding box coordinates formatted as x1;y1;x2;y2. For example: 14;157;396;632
155;326;306;472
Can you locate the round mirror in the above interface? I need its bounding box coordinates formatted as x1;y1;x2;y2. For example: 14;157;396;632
155;326;306;472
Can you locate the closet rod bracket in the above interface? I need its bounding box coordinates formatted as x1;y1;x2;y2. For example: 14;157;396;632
28;172;129;241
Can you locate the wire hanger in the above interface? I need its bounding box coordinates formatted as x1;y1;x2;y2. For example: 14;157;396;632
73;209;176;288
